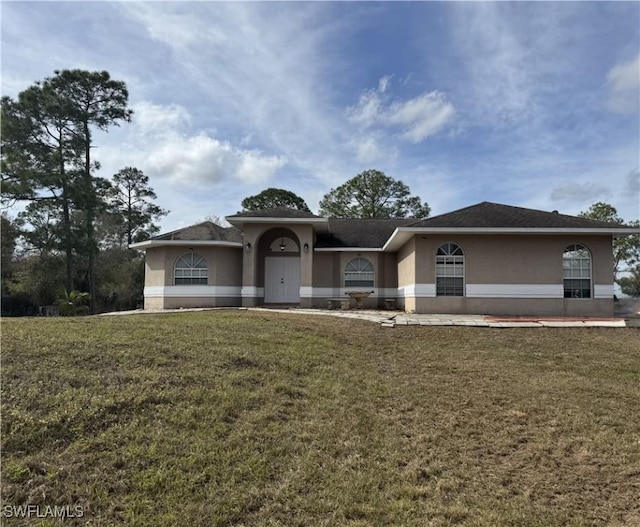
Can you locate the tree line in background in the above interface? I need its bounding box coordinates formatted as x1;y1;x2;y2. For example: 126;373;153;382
1;70;167;315
241;169;431;219
2;71;639;316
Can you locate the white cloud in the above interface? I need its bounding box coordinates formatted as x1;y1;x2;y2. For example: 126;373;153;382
347;89;383;128
624;167;640;195
378;75;392;93
133;101;191;136
386;92;456;143
148;134;286;186
355;136;381;163
99;102;287;187
606;53;640;114
351;135;398;164
549;181;611;203
236;151;289;185
347;78;456;143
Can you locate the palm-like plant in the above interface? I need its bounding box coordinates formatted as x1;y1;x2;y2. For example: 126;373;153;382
58;289;90;316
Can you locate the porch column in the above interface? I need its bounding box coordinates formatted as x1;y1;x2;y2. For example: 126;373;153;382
299;230;314;308
241;232;259;307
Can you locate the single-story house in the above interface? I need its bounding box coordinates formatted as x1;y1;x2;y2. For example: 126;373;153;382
130;201;639;316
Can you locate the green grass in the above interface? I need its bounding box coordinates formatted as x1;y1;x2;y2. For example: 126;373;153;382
2;311;639;526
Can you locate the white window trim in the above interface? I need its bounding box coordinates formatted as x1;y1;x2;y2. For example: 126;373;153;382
174;252;209;286
344;257;375;288
562;244;592;299
435;243;465;297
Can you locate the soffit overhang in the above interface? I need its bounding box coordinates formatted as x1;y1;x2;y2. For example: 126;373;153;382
382;227;640;252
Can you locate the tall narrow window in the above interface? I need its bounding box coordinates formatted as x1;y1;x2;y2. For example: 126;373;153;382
436;243;464;296
563;244;591;298
345;258;374;287
174;252;208;285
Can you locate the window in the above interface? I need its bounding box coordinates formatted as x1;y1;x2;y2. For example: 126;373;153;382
174;252;208;285
563;244;591;298
345;258;374;287
436;243;464;296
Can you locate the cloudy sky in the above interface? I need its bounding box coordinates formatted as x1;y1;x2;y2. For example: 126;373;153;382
2;1;639;231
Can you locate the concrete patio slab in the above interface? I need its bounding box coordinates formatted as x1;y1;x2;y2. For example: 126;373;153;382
99;306;636;328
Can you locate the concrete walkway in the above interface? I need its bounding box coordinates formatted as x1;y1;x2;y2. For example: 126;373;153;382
100;306;636;328
246;307;634;328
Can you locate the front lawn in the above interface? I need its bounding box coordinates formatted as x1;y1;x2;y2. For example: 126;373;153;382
2;311;639;526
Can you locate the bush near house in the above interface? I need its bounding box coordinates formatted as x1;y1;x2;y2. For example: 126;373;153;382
2;312;639;526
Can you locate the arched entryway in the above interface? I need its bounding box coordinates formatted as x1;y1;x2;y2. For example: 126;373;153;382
258;228;301;304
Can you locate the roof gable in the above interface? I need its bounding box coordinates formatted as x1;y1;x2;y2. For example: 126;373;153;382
152;221;243;243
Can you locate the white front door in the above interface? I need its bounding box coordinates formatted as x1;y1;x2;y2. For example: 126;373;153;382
264;257;301;303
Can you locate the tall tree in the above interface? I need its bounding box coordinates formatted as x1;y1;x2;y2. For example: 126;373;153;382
1;214;21;294
1;85;83;291
1;70;133;311
17;201;62;257
578;202;640;278
46;70;133;311
241;188;311;212
108;167;168;246
319;169;430;219
617;265;640;297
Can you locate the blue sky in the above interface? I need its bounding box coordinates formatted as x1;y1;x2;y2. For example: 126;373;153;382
2;1;639;232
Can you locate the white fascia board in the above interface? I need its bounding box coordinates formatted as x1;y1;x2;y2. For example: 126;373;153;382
129;240;243;250
314;247;383;252
382;228;413;252
383;227;639;252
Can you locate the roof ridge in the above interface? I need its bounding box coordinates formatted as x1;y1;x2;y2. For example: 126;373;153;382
407;201;629;229
477;201;625;224
227;207;322;218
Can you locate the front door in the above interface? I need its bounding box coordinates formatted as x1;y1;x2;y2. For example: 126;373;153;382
264;257;300;303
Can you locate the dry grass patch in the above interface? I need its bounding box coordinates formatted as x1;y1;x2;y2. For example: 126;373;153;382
1;311;639;526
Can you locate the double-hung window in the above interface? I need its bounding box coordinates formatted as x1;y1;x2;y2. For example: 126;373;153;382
436;243;464;296
563;245;591;298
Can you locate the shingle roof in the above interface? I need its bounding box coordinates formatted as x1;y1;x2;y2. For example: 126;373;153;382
409;202;628;229
227;207;322;219
147;202;635;247
316;218;416;248
152;222;243;243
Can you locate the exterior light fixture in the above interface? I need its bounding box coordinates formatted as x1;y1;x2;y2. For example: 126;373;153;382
245;242;251;252
303;242;309;253
279;238;286;252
